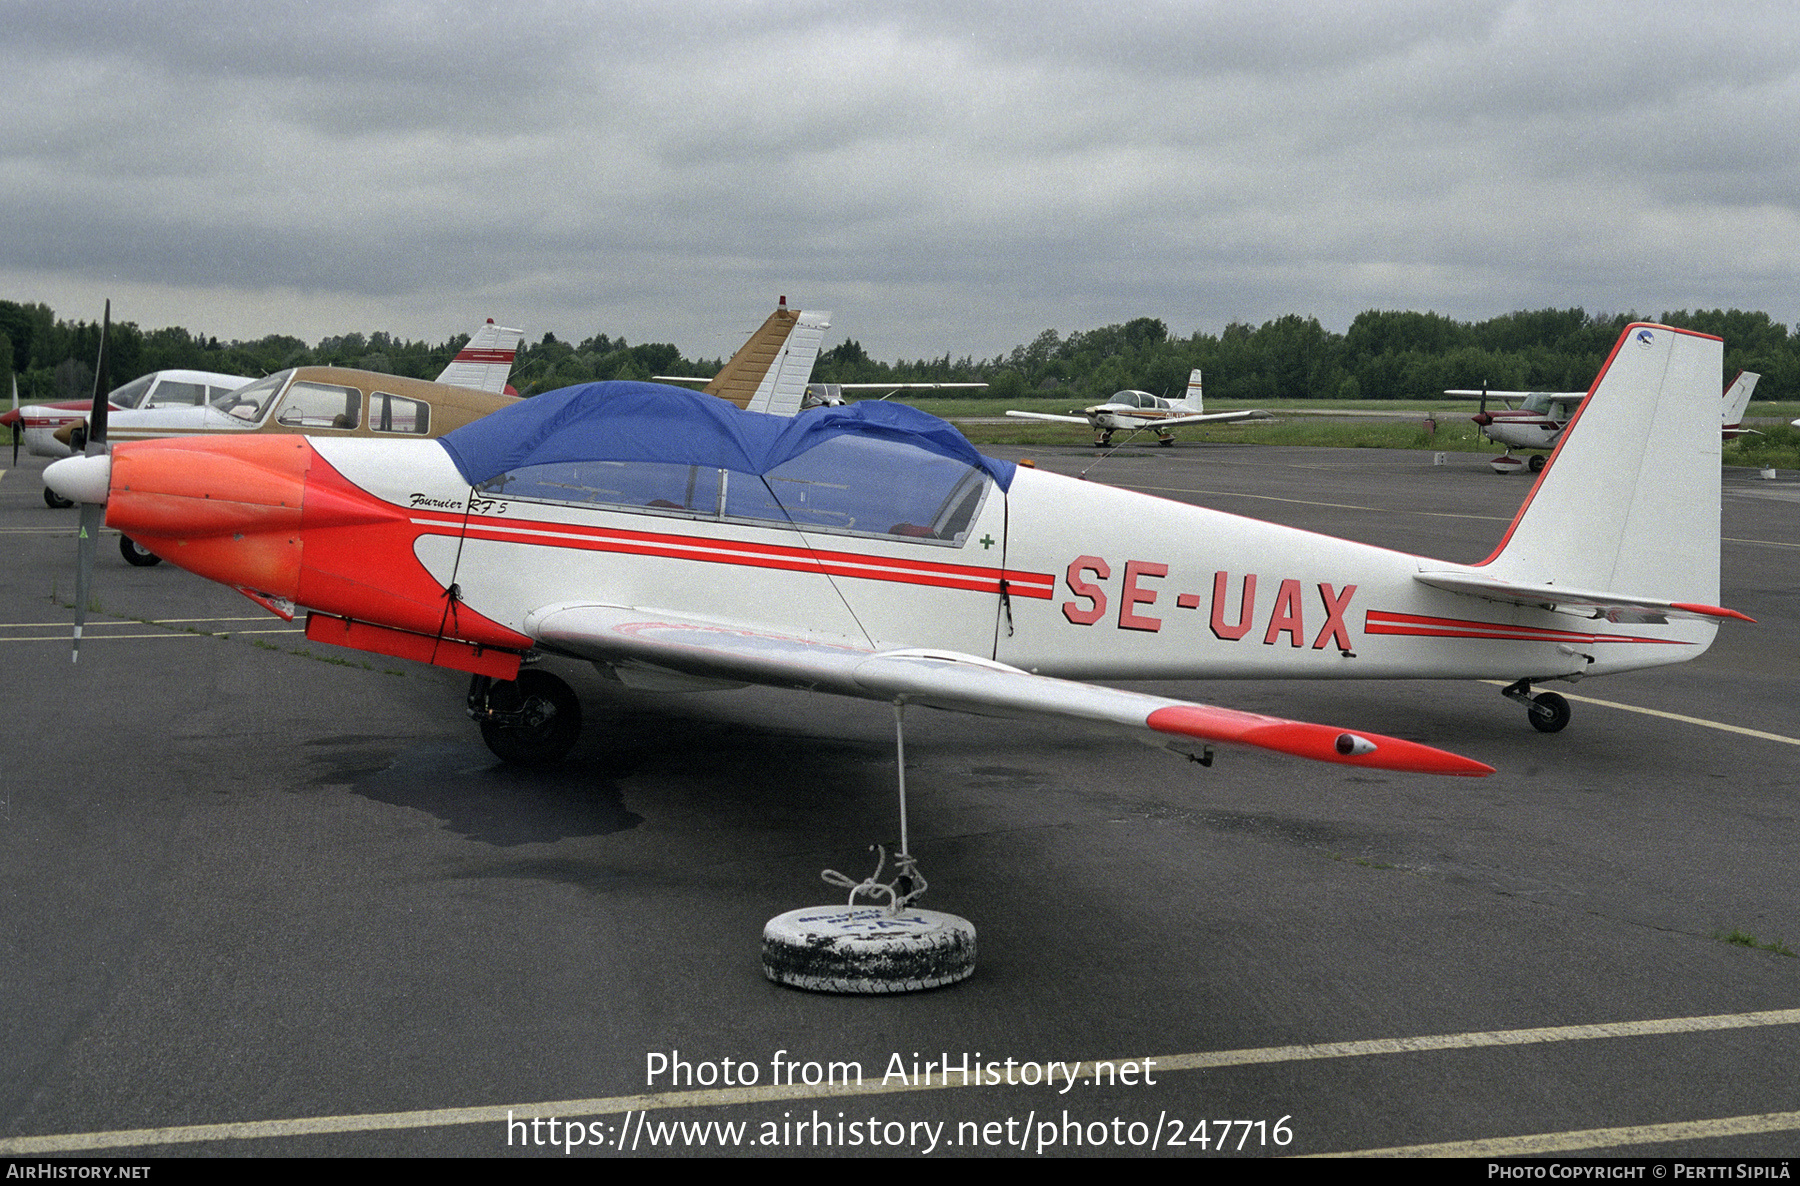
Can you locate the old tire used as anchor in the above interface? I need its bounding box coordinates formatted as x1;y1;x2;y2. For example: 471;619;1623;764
762;905;976;994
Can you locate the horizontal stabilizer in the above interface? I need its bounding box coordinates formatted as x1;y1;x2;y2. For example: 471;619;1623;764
1415;571;1754;625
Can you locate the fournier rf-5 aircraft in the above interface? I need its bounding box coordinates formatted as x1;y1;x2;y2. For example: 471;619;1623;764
49;323;1750;800
1452;369;1761;474
1005;369;1271;446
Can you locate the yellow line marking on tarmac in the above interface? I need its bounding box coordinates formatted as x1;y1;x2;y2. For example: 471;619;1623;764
1482;681;1800;746
1316;1110;1800;1157
5;1007;1798;1154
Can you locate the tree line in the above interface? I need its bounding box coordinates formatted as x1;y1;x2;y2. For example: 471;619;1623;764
815;308;1797;404
4;299;1792;408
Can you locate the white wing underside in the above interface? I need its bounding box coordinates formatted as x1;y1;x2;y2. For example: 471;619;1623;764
1004;410;1268;427
522;603;1491;775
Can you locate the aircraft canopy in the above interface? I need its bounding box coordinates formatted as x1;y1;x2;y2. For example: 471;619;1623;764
438;380;1015;491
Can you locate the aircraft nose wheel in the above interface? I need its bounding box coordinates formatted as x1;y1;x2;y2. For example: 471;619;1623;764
467;670;582;765
44;487;74;509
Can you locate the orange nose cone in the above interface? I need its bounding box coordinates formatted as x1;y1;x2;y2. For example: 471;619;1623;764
107;436;312;600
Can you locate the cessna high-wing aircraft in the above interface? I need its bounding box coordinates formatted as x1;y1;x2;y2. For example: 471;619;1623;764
48;322;1746;788
655;297;985;415
1005;370;1270;446
1453;370;1760;472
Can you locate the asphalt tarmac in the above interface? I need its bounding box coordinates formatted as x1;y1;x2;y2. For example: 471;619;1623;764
0;441;1795;1159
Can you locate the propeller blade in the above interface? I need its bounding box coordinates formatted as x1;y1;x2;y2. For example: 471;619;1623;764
86;301;110;455
9;374;17;466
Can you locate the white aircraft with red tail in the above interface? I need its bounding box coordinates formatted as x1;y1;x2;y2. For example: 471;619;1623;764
1005;369;1270;446
1453;369;1759;473
48;322;1748;783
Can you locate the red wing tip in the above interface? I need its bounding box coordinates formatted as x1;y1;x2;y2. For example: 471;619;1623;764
1146;708;1493;776
1672;602;1756;624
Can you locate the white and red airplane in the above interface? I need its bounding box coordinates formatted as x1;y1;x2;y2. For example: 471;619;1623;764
1453;369;1760;473
25;319;523;463
47;322;1747;784
4;367;255;470
1005;369;1270;446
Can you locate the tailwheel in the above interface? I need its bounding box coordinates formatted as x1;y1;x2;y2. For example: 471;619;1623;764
1501;679;1572;733
1528;692;1570;733
469;670;582;765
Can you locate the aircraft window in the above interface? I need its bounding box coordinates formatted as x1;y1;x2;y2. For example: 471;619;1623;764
275;382;362;430
371;391;430;434
143;380;207;408
108;376;155;408
475;439;989;546
477;461;726;519
212;371;289;422
763;434;989;544
207;384;242;403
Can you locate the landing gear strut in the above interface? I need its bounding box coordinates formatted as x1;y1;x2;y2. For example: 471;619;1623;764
1500;678;1571;733
467;669;582;764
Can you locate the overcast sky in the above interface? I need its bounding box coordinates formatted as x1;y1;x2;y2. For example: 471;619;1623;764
3;0;1796;362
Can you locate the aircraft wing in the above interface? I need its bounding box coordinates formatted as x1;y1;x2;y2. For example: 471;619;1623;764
1150;410;1273;427
1414;572;1754;625
1004;410;1092;424
523;603;1492;776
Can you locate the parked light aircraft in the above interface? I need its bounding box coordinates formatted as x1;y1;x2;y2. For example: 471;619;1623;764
1452;370;1760;473
4;368;254;467
49;323;1748;792
655;297;985;415
1005;370;1270;446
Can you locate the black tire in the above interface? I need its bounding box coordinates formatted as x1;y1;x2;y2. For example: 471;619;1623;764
120;536;162;567
1528;691;1571;733
44;487;74;509
478;670;582;765
763;906;976;993
1528;454;1547;473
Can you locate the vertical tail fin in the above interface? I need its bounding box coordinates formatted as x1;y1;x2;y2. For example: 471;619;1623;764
703;297;832;416
1478;323;1723;608
1720;370;1759;431
436;319;524;394
1183;368;1203;409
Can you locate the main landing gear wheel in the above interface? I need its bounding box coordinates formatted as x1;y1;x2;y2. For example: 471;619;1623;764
470;670;582;765
1528;691;1571;734
1528;454;1547;473
120;536;162;567
44;487;74;509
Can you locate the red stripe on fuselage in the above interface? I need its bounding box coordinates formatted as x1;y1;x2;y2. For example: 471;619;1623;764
407;509;1057;599
1364;609;1685;647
